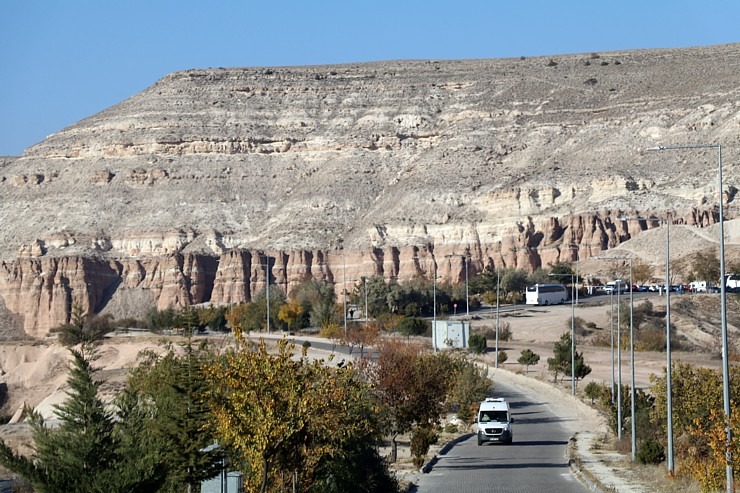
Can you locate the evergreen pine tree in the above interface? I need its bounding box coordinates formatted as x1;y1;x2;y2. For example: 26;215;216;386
0;347;164;492
546;332;591;386
127;341;222;492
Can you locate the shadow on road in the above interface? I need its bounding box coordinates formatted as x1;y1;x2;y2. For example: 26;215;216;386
492;439;569;447
513;415;570;425
428;461;570;471
507;400;544;408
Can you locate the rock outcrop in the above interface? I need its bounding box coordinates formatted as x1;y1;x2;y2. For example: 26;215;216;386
1;44;739;336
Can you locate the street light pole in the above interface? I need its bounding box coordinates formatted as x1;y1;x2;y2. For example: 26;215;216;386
549;272;576;396
617;282;622;442
600;255;635;461
618;214;674;472
445;254;470;316
433;262;437;348
343;251;347;338
364;276;368;325
495;265;500;368
465;256;469;316
629;258;635;462
665;216;674;474
648;144;727;485
596;256;624;441
610;289;615;404
256;257;271;334
570;244;580;305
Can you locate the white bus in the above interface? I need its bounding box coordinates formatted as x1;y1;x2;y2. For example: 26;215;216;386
525;283;568;305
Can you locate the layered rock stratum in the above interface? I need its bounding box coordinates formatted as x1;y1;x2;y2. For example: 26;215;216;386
1;43;740;336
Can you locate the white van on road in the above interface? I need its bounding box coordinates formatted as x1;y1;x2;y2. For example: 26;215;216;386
604;280;628;294
476;397;514;445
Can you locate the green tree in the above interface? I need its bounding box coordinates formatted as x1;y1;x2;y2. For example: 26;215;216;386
448;359;492;424
547;332;591;385
362;276;392;317
0;348;164;493
235;300;268;332
517;349;540;373
291;279;337;328
127;342;222;492
397;317;427;337
549;262;575;278
197;304;229;332
470;265;500;295
501;268;528;299
54;304;108;346
583;381;605;404
252;288;287;332
146;306;179;332
692;249;720;283
632;259;654;286
176;305;201;335
387;278;425;316
527;268;550;286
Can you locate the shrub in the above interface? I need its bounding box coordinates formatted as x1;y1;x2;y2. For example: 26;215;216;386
584;381;606;404
444;422;458;434
376;313;404;332
637;438;665;465
636;327;666;352
403;302;420;317
114;317;146;329
506;292;524;304
397;317;428;337
468;334;487;354
456;403;475;425
410;427;438;468
483;322;512;342
500;322;512;341
319;322;343;340
497;351;508;365
146;306;179;332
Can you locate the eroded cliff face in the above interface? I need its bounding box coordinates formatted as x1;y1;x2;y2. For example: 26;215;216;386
1;44;738;335
0;208;720;336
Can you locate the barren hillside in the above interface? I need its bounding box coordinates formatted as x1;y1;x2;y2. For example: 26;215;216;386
1;43;739;335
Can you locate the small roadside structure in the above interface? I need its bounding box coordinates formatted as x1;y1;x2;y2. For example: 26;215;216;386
432;320;469;351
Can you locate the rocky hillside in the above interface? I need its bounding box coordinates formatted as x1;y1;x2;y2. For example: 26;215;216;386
1;43;739;336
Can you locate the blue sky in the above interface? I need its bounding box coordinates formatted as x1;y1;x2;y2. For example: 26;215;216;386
1;0;739;156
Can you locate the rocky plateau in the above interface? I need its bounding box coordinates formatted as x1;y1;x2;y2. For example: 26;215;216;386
2;43;740;337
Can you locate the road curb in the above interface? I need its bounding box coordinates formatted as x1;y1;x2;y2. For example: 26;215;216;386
566;433;614;493
421;433;474;473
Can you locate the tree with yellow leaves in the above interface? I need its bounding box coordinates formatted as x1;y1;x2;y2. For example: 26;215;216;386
204;338;397;493
277;301;303;333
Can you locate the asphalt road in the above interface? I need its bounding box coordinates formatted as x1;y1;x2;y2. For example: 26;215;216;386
412;380;587;493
